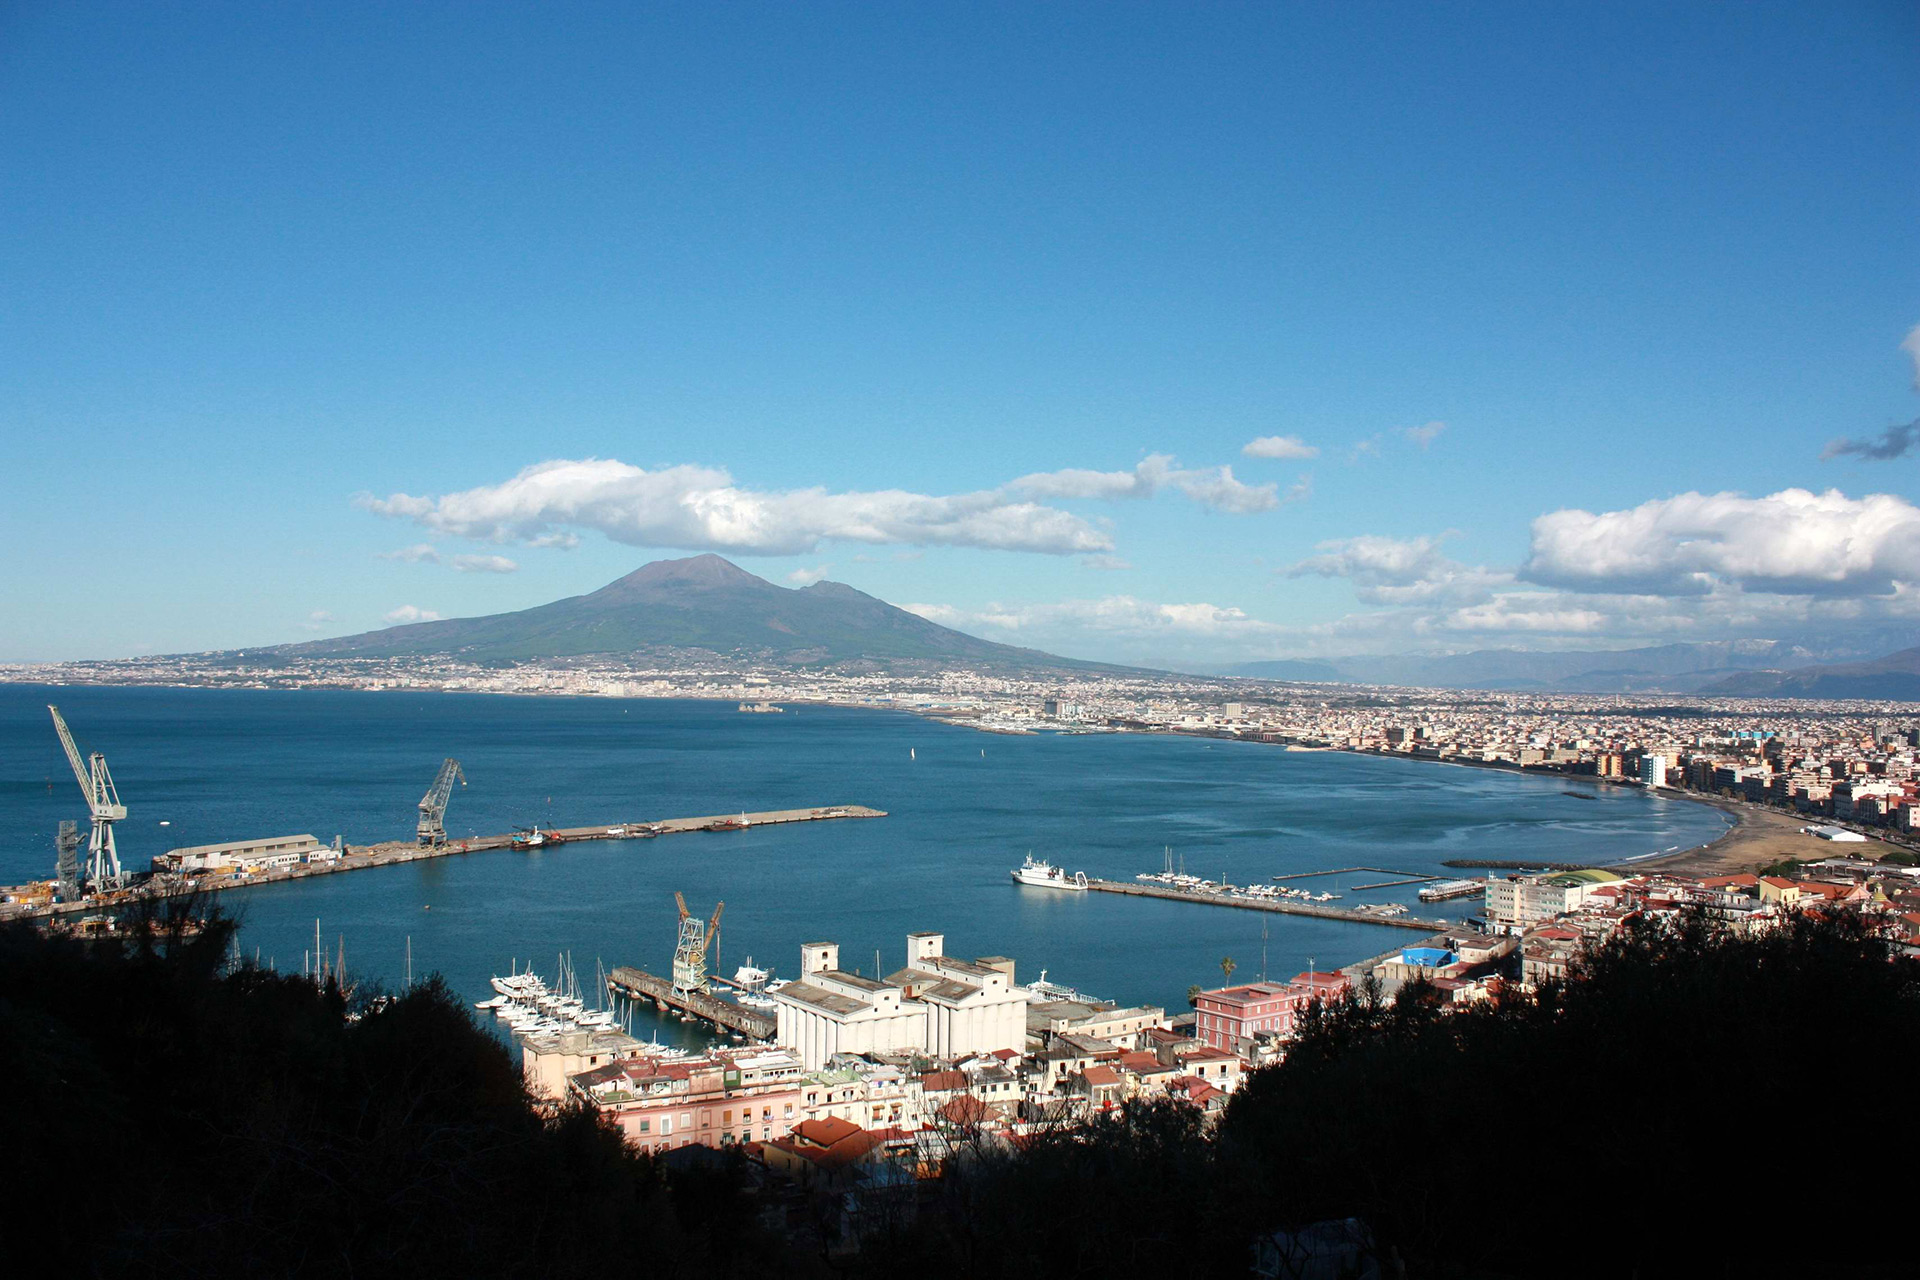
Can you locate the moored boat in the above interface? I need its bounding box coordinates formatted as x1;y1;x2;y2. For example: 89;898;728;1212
1010;853;1087;891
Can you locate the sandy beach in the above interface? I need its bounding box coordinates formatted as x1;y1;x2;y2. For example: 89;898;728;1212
1636;795;1893;877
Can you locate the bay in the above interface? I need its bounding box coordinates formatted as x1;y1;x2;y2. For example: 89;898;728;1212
2;684;1728;1044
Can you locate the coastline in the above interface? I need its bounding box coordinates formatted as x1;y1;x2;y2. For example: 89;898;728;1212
1629;792;1889;877
13;677;1893;888
1128;725;1901;877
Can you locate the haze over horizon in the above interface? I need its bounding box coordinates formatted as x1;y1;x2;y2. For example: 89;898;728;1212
4;3;1916;668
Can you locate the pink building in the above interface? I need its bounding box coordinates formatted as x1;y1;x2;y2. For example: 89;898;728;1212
1192;970;1351;1058
570;1046;807;1152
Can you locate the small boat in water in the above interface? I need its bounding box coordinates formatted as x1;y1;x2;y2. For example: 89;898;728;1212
1011;853;1087;891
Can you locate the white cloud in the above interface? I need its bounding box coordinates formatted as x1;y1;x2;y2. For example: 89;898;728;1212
787;564;832;586
1426;595;1608;634
451;554;518;574
359;458;1114;557
905;595;1284;640
299;610;333;633
1345;422;1444;462
1286;534;1511;605
1009;454;1279;514
1080;554;1134;571
383;605;442;624
1524;488;1920;596
1400;421;1446;448
1903;322;1920;390
1242;435;1319;460
378;543;441;564
1169;465;1282;514
378;544;516;572
528;531;580;549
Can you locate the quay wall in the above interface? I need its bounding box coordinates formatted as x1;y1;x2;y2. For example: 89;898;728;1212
1082;877;1455;932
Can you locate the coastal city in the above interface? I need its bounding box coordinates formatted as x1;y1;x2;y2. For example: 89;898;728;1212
10;653;1920;1203
13;648;1920;845
8;4;1914;1268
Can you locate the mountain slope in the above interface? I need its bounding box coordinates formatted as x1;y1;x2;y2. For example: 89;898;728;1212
280;555;1129;672
1702;646;1920;700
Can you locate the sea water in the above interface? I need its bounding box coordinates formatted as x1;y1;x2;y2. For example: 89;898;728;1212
2;684;1727;1042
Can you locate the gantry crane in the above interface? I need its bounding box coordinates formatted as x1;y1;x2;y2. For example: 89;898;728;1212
48;705;126;893
416;758;467;846
671;891;724;998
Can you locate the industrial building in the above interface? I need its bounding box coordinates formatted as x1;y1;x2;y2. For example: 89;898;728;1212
153;834;328;874
770;931;1031;1070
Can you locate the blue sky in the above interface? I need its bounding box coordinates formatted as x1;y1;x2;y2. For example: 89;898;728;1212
3;2;1916;667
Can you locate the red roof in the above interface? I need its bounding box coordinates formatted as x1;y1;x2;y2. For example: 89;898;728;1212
1082;1065;1122;1087
940;1095;991;1125
1179;1044;1236;1063
919;1069;967;1092
1170;1075;1220;1105
791;1116;860;1148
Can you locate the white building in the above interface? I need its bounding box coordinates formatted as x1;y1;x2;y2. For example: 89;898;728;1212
770;931;1032;1070
1639;754;1671;787
154;834;326;873
1484;870;1624;933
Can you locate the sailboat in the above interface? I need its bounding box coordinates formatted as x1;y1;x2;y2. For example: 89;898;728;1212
910;747;916;760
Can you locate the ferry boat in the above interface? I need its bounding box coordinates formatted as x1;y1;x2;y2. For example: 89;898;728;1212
1011;854;1087;891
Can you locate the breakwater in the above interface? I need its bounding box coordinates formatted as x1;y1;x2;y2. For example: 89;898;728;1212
1082;877;1455;932
8;805;887;920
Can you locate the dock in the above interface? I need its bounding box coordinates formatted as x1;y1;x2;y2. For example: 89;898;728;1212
4;805;887;921
1441;858;1588;871
607;965;775;1041
1269;866;1438;883
1082;878;1455;931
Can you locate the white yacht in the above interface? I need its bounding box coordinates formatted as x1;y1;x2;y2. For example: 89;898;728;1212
1011;854;1087;891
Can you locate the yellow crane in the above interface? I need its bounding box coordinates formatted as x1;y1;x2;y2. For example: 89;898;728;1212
671;891;724;997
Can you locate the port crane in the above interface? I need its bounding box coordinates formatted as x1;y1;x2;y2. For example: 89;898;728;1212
54;820;81;901
670;892;724;999
416;758;466;846
48;705;126;893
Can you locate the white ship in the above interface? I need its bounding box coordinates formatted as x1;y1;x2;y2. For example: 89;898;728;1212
730;958;781;1009
1011;853;1087;891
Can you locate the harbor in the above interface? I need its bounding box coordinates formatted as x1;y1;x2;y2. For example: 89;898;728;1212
0;688;1723;1030
1008;853;1472;931
5;803;887;920
1080;876;1458;931
607;964;776;1041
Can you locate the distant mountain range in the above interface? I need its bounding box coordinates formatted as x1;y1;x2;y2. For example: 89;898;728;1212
276;555;1129;674
1219;639;1919;697
1699;647;1920;701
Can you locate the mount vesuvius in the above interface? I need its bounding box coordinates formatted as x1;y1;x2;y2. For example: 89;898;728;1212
277;555;1131;673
